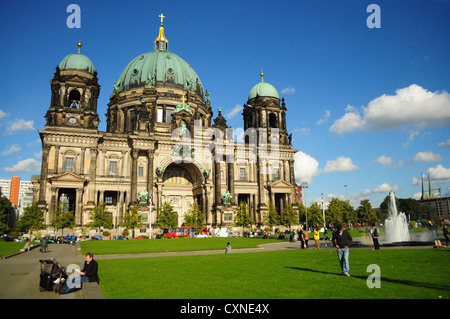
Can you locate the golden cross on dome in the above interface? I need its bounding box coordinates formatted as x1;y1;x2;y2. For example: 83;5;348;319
159;13;166;25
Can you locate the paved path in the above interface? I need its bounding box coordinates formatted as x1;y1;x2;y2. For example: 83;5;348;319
0;243;83;299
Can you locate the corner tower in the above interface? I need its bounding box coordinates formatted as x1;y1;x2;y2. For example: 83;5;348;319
243;72;289;145
45;42;101;130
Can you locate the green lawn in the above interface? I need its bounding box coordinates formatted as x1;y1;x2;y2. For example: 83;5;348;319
95;247;450;299
79;237;281;255
0;241;39;257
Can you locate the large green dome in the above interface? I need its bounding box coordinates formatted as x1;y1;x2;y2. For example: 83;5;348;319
114;50;204;97
59;53;96;74
248;80;279;100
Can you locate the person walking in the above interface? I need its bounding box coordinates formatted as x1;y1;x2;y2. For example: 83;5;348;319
323;225;329;240
371;225;380;250
331;224;353;276
443;224;449;247
314;227;320;249
298;227;305;249
225;242;232;254
303;228;309;249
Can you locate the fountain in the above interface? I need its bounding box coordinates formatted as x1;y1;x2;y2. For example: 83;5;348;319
384;191;410;243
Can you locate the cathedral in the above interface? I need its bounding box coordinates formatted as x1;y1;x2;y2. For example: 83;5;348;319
33;15;298;233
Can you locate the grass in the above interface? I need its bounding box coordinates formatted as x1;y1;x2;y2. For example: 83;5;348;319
91;239;450;299
79;237;281;255
0;241;39;257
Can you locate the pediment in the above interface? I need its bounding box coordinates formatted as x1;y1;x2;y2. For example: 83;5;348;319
269;179;293;190
48;171;87;184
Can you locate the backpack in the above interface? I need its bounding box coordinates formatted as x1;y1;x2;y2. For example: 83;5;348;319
373;228;379;237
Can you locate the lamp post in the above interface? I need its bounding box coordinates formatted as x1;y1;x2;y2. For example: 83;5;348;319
301;182;308;229
344;185;348;202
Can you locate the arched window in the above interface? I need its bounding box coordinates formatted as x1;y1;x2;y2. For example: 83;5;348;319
68;89;81;108
269;113;278;128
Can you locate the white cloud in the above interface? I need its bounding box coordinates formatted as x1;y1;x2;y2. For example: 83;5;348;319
438;138;450;148
330;84;450;137
428;164;450;183
0;109;10;120
3;119;35;135
4;158;41;172
1;145;21;156
225;104;243;119
281;86;296;95
294;151;319;184
316;110;331;125
413;151;443;163
373;183;399;193
323;156;359;173
374;155;393;166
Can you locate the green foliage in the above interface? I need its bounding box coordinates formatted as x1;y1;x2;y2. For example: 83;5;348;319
183;202;204;231
356;199;378;225
307;202;323;226
234;201;255;234
282;203;298;230
325;198;355;226
0;196;11;233
15;202;45;237
87;202;112;232
263;202;280;228
50;201;75;236
154;201;177;230
121;204;143;238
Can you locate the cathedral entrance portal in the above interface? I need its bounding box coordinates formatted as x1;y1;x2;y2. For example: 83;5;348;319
161;163;203;227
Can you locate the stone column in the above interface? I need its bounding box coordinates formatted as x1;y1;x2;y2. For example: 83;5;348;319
76;188;83;225
227;162;235;205
54;145;60;174
147;150;154;204
214;161;221;207
80;147;86;175
87;148;98;206
38;144;51;210
130;149;139;204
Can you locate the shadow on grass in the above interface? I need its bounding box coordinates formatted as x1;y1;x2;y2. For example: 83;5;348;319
285;266;450;292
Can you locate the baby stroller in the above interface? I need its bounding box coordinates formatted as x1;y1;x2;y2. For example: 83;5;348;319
39;258;67;293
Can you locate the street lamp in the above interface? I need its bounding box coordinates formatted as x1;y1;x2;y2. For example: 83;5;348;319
301;182;308;229
344;185;348;202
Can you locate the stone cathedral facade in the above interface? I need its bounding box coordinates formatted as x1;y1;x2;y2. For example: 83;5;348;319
33;15;298;232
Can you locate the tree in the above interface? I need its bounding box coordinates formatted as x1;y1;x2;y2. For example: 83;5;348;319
326;198;355;226
121;204;142;239
87;202;112;235
154;201;177;230
50;201;75;237
0;196;11;234
282;203;298;230
307;202;323;227
297;202;306;225
234;201;255;236
263;201;280;230
183;202;204;233
356;199;378;225
15;202;45;239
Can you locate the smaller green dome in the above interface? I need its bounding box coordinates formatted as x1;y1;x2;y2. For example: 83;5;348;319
59;53;96;74
248;81;279;100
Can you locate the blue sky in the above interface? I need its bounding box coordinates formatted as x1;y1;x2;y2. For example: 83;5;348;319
0;0;449;208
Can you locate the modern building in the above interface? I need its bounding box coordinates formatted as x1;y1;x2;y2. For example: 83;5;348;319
419;171;450;220
33;15;298;231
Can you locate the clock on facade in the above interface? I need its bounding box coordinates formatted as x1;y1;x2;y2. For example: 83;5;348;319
68;117;77;124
